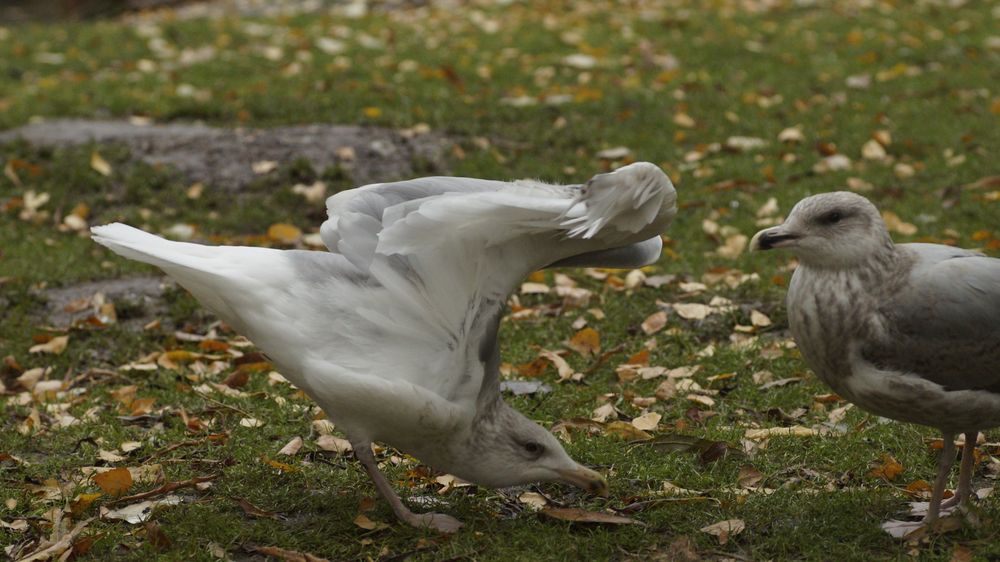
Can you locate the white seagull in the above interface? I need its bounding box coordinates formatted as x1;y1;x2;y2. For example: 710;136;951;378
751;191;1000;534
92;162;677;532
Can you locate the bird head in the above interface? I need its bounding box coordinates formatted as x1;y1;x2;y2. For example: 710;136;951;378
443;400;608;496
749;191;893;268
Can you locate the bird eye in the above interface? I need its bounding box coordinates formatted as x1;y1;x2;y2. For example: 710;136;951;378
821;210;843;224
524;442;544;456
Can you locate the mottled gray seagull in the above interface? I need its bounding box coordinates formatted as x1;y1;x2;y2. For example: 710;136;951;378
92;162;677;532
750;191;1000;534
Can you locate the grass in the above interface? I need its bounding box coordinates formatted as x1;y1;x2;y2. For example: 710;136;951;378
1;0;999;560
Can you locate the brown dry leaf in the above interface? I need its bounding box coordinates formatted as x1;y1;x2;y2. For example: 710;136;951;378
130;397;156;416
70;493;103;516
591;403;617;423
700;519;746;545
905;479;933;496
624;349;650;366
538;350;575;381
223;369;250;388
882;211;917;236
518;491;548;510
235;497;280;520
566;327;601;358
868;454;904;481
353;513;384;530
641;311;668;335
654;379;677;401
29;335;69;355
672;303;712;320
540;507;639;526
316;435;353;454
145;521;172;551
631;412;661;432
604;421;652;441
247;545;330;562
515;357;550;377
90;151;113;176
93;467;134;497
278;436;303;456
737;466;765;489
267;223;303;244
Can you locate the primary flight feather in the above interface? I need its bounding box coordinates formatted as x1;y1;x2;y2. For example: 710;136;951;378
91;162;677;532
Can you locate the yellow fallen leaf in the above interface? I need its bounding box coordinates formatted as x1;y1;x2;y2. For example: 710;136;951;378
868;453;904;481
93;467;133;496
604;421;652;441
29;335;69;355
566;327;601;358
90;151;112;176
267;223;302;244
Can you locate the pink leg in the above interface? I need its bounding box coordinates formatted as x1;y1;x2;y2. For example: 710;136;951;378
352;441;463;533
941;431;977;510
925;432;956;525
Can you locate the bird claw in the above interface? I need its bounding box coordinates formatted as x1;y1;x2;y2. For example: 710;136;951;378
404;512;464;534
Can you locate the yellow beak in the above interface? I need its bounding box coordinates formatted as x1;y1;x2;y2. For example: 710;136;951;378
556;465;609;497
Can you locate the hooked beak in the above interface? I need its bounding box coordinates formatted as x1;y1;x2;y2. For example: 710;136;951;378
556;464;609;497
750;227;800;252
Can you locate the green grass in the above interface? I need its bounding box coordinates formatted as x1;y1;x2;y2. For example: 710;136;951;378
2;1;999;560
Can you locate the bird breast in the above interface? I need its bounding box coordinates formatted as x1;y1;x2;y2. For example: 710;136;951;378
787;266;882;397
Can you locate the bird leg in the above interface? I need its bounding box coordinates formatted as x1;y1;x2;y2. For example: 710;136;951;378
941;431;978;510
352;441;464;534
925;431;956;525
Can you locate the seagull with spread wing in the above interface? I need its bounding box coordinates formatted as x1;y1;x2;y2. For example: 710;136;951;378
751;191;1000;536
92;162;677;532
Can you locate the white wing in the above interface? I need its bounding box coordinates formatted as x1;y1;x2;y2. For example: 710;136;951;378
321;162;677;408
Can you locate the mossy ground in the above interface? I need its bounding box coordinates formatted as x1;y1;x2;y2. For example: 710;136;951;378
1;1;999;560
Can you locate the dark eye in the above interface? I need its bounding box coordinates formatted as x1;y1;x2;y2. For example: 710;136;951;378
524;442;544;456
821;210;844;224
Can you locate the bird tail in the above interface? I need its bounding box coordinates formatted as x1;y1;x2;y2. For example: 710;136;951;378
90;223;254;325
91;223;221;272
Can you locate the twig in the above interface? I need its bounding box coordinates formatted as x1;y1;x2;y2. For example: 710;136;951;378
195;391;253;418
15;517;95;562
583;343;626;375
109;473;220;505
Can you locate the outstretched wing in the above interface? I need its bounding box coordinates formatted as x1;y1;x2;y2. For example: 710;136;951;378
322;162;677;408
863;243;1000;393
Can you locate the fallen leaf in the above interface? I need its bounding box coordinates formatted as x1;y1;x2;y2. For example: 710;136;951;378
93;467;133;496
278;436;303;456
700;519;745;545
101;495;182;524
566;328;601;358
353;513;383;530
235;497;280;520
604;421;652;441
316;435;353;453
90;151;112;176
29;335;69;355
737;466;765;489
672;303;712;320
868;454;904;481
145;521;172;551
267;223;302;244
641;311;668;335
251;160;278;174
540;507;639;525
631;412;661;432
517;491;548;510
